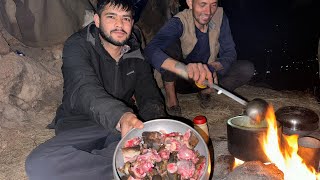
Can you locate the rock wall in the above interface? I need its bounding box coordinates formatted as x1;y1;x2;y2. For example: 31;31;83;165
0;0;91;47
0;33;10;54
0;19;63;128
0;52;63;127
137;0;179;44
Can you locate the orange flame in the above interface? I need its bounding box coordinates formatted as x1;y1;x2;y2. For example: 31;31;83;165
261;106;320;180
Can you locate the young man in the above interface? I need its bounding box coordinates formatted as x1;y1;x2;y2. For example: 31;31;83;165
25;0;165;179
145;0;254;115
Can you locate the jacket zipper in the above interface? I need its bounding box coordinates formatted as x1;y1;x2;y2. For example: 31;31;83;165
114;61;119;96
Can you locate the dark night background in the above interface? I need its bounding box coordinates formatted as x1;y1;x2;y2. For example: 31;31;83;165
179;0;320;91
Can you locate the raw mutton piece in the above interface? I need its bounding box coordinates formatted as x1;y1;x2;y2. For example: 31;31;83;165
122;146;141;163
118;129;206;180
142;131;163;150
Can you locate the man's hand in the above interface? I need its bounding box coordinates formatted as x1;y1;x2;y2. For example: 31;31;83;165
208;61;223;71
208;61;221;84
185;63;213;87
161;58;214;87
212;71;218;84
119;112;144;137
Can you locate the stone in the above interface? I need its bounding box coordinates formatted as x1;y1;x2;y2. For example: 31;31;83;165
0;102;29;128
226;161;284;180
0;34;10;55
213;155;235;179
0;52;63;128
51;45;63;60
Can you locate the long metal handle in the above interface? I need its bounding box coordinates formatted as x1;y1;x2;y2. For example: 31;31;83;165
204;80;247;106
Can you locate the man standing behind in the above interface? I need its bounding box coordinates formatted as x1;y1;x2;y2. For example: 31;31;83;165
145;0;254;115
25;0;165;179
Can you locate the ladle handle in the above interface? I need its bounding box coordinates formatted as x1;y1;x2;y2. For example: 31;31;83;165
205;81;248;106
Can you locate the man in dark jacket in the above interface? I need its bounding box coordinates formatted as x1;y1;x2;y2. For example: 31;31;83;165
25;0;165;179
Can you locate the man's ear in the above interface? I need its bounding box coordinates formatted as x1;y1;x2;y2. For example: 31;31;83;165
186;0;193;9
93;14;100;28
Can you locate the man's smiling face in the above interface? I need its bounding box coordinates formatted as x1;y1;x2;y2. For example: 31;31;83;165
188;0;218;29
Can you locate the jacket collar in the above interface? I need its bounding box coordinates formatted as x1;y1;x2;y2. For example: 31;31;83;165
86;22;96;46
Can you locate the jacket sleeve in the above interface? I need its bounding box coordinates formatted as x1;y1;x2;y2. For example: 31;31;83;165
61;35;132;130
133;58;166;120
217;13;237;76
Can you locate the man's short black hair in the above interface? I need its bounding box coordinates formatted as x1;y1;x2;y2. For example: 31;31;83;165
96;0;135;17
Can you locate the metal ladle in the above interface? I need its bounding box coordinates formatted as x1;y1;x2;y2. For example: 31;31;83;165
174;64;269;123
199;80;268;123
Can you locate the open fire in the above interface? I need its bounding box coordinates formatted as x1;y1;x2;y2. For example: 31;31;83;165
233;106;320;180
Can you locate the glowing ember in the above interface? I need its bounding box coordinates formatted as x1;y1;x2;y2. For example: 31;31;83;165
233;158;244;169
233;158;272;170
261;106;320;180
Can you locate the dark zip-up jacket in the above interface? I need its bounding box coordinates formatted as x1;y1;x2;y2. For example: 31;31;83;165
54;23;165;133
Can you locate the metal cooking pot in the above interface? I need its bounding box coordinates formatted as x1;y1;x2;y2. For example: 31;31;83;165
227;116;282;162
297;136;320;171
275;106;319;136
113;119;211;180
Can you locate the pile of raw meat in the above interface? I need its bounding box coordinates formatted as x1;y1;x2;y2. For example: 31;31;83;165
118;129;206;180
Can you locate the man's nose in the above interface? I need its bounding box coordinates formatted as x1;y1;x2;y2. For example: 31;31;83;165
203;6;212;15
115;17;123;28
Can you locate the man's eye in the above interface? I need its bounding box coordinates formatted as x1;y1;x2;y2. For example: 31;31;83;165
211;4;217;8
106;15;115;19
123;17;132;22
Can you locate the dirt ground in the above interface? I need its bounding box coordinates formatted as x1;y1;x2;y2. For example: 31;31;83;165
1;83;320;180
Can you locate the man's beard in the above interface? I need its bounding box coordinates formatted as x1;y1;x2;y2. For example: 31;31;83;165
99;28;129;46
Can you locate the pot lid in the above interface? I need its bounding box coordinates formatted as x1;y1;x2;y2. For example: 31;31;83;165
275;106;319;131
